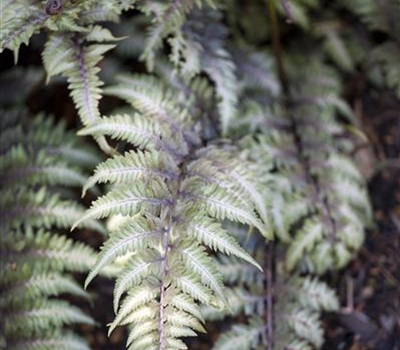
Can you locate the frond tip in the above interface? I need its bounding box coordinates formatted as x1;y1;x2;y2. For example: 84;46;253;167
42;29;117;154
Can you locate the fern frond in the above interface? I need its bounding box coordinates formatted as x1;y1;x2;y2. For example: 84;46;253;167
319;25;355;72
0;3;48;62
0;0;120;60
295;277;339;311
180;8;238;134
193;145;270;224
1;187;104;233
1;233;97;348
113;250;162;312
79;0;134;24
280;308;324;348
208;230;339;350
167;292;205;322
105;74;192;126
109;285;159;333
246;59;372;273
42;30;116;153
338;0;400;33
173;273;214;306
231;48;280;102
79;73;269;348
330;0;400;95
83;149;178;196
0;111;102;349
0;113;102;169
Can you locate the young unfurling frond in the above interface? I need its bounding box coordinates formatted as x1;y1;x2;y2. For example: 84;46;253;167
0;2;378;348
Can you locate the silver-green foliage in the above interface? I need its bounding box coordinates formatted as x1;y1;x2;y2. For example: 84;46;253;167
203;228;339;350
321;0;400;96
76;73;270;349
42;27;118;154
0;0;129;151
0;1;378;348
192;49;367;349
0;0;220;151
244;58;372;274
0;110;101;350
171;8;238;135
199;6;372;348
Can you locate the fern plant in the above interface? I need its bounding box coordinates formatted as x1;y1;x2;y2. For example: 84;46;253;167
0;0;380;349
0;0;223;151
200;1;372;347
1;0;122;152
227;0;372;275
74;71;271;349
0;107;102;350
247;58;372;274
